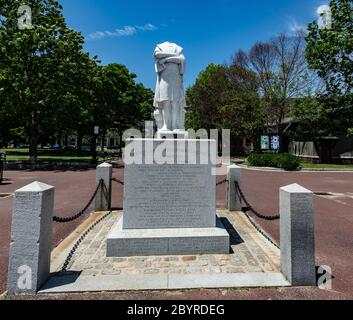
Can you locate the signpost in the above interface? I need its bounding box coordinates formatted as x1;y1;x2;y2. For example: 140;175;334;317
260;136;270;151
260;135;281;152
91;126;100;164
270;135;281;152
0;152;5;184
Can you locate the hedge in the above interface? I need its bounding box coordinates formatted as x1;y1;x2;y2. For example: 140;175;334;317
247;153;301;170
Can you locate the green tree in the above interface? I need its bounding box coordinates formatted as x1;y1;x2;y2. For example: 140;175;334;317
89;64;153;158
290;97;329;139
219;64;265;147
305;0;353;135
0;0;89;163
186;64;228;131
233;32;321;134
186;63;265;151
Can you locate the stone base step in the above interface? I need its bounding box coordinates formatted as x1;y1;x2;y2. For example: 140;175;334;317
106;217;230;257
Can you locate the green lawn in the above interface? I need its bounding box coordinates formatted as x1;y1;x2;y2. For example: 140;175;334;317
0;148;113;163
300;162;353;169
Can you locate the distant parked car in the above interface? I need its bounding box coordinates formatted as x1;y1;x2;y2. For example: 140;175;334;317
51;144;61;150
108;145;122;150
63;145;76;151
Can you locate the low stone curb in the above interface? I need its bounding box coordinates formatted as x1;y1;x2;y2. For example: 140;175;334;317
4;161;124;171
239;164;299;172
40;272;290;293
300;168;353;172
239;164;353;173
5;162;97;171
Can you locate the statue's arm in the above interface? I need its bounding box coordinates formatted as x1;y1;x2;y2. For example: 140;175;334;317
164;54;185;64
154;52;177;59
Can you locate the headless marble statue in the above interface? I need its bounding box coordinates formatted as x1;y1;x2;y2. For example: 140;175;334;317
153;41;187;136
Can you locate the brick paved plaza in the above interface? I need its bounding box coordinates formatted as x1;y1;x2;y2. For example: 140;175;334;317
53;211;280;276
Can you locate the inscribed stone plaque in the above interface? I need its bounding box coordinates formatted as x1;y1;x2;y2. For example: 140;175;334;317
123;139;216;229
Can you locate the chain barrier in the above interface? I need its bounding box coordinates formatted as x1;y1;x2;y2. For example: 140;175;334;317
113;178;227;187
242;210;280;249
61;210;113;272
112;177;124;186
234;181;280;248
216;178;228;186
235;182;280;221
53;179;104;223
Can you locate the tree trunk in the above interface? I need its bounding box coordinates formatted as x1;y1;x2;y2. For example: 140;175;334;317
57;130;62;149
64;132;69;149
118;129;123;157
77;131;83;154
29;111;38;165
101;131;105;154
253;137;260;153
29;134;38;164
90;134;97;164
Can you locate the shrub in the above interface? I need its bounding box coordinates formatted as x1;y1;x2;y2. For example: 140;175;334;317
247;153;301;170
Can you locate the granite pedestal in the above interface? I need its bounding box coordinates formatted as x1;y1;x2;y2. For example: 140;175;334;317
156;130;189;139
107;139;230;257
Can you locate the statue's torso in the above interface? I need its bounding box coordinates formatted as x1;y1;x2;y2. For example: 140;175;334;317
156;63;183;103
154;43;184;104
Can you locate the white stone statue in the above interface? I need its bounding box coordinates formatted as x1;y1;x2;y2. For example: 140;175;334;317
153;41;187;134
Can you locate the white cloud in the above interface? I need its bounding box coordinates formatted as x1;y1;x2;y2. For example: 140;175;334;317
136;23;157;31
316;4;332;29
288;17;306;34
317;4;330;16
87;23;158;41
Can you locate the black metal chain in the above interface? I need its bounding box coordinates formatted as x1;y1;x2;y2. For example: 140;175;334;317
113;177;227;187
216;178;228;186
242;210;280;249
112;177;124;185
61;210;113;272
235;182;280;221
53;179;104;223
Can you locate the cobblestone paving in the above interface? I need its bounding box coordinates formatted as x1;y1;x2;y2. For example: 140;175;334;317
59;210;280;276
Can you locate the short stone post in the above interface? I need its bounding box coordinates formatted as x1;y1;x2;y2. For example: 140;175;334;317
227;165;242;211
95;162;112;212
7;182;54;294
280;183;316;286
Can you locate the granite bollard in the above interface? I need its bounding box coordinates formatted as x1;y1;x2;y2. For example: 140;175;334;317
7;181;54;293
227;165;242;211
280;183;316;286
95;162;112;212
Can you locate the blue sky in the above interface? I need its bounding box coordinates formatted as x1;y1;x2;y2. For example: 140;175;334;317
60;0;327;90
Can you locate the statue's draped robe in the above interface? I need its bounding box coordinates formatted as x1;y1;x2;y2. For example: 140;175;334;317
153;42;186;108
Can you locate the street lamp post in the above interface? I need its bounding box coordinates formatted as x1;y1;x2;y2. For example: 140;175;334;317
91;125;100;164
0;152;5;184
